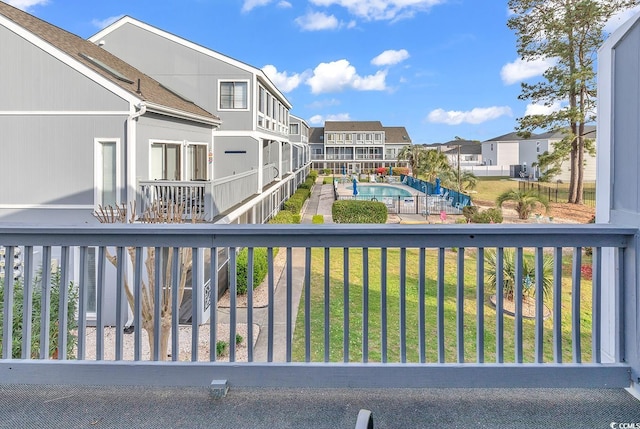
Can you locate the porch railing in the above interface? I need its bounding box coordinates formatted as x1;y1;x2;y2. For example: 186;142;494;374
0;224;634;389
139;171;259;221
138;180;207;220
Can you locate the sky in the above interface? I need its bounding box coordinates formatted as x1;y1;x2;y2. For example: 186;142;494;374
5;0;640;144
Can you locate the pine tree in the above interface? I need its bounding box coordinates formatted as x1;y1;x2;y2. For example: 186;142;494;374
507;0;638;203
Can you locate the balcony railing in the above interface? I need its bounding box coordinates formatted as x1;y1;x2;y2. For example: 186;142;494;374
0;224;634;389
138;180;208;220
139;172;259;221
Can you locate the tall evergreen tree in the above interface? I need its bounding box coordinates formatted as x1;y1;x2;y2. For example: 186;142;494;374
507;0;638;203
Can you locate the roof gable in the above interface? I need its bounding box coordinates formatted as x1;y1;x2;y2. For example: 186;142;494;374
485;131;531;142
384;126;412;143
0;3;218;124
90;16;291;109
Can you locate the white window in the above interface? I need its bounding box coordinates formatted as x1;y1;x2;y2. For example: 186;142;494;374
186;143;208;181
219;81;248;110
258;86;265;113
290;123;299;134
151;141;182;180
94;139;120;208
536;141;541;153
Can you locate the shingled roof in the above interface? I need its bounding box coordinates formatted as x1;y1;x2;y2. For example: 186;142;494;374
384;126;412;143
324;121;384;132
310;122;412;144
0;2;219;124
309;127;325;143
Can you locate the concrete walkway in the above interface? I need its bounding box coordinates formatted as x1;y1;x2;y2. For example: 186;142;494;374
218;177;329;361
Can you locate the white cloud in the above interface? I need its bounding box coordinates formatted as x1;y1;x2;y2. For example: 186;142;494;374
278;1;292;7
295;11;340;31
371;49;410;66
242;0;273;12
5;0;48;10
309;115;325;125
91;15;124;29
604;4;640;34
524;101;563;116
500;57;556;85
306;59;387;93
309;113;351;124
262;65;308;93
309;0;445;21
427;106;513;125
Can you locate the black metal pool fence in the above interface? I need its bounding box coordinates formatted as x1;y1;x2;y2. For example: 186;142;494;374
518;180;596;207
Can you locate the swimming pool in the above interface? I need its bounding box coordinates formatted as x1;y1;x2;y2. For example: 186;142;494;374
348;184;414;197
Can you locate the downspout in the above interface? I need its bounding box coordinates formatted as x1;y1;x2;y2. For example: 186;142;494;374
123;102;146;330
126;102;146;205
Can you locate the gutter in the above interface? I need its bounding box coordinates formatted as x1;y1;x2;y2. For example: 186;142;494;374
143;102;222;127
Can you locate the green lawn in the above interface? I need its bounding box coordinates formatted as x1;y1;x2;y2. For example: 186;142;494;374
473;177;519;202
292;247;593;364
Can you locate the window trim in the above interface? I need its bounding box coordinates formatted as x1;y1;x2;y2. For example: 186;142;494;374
149;139;183;181
186;141;210;181
218;79;250;111
94;138;121;209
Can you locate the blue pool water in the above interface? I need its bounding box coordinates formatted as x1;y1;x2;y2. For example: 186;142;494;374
348;184;413;197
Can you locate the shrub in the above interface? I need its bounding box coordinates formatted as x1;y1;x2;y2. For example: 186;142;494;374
462;206;478;221
236;247;270;295
268;211;295;224
308;170;318;180
299;177;315;190
294;188;311;201
332;200;387;223
292;214;301;224
312;215;324;224
322;168;331;175
216;340;227;357
472;207;503;224
0;270;78;359
235;334;243;345
392;167;410;176
283;197;303;214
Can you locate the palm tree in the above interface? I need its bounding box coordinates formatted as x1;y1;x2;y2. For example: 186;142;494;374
446;170;478;193
496;189;550;220
485;249;553;302
420;149;452;183
397;145;424;177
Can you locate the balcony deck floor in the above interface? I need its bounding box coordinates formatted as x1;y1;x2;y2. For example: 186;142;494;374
1;384;639;428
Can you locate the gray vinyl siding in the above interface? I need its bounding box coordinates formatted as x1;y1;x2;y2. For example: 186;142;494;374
98;23;255;131
214;136;259;179
136;113;213;180
0;115;126;205
0;25;128;112
612;22;640;216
